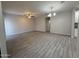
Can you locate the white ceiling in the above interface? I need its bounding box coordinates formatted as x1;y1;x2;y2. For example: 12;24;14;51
2;1;79;17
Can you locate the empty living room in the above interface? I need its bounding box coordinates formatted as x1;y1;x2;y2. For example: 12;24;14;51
0;0;79;58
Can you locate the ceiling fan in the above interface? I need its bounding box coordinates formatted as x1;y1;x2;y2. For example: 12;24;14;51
24;12;35;19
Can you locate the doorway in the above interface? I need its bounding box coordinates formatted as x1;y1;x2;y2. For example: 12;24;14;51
45;17;51;32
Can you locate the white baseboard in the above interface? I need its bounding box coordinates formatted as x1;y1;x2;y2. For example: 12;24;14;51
6;31;71;40
35;31;71;36
6;31;33;40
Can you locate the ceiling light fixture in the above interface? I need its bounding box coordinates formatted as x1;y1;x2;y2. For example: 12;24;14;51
47;1;64;17
47;13;52;17
47;7;56;17
53;12;56;16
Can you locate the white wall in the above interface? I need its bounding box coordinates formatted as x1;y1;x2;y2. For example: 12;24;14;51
71;8;75;38
5;10;72;36
0;2;7;57
4;13;35;36
35;11;72;35
35;15;46;32
50;11;72;35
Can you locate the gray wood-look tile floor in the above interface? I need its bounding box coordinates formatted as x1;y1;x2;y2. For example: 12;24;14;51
6;31;78;58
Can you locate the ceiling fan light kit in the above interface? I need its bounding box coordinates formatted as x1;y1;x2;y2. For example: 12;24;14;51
25;11;35;19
